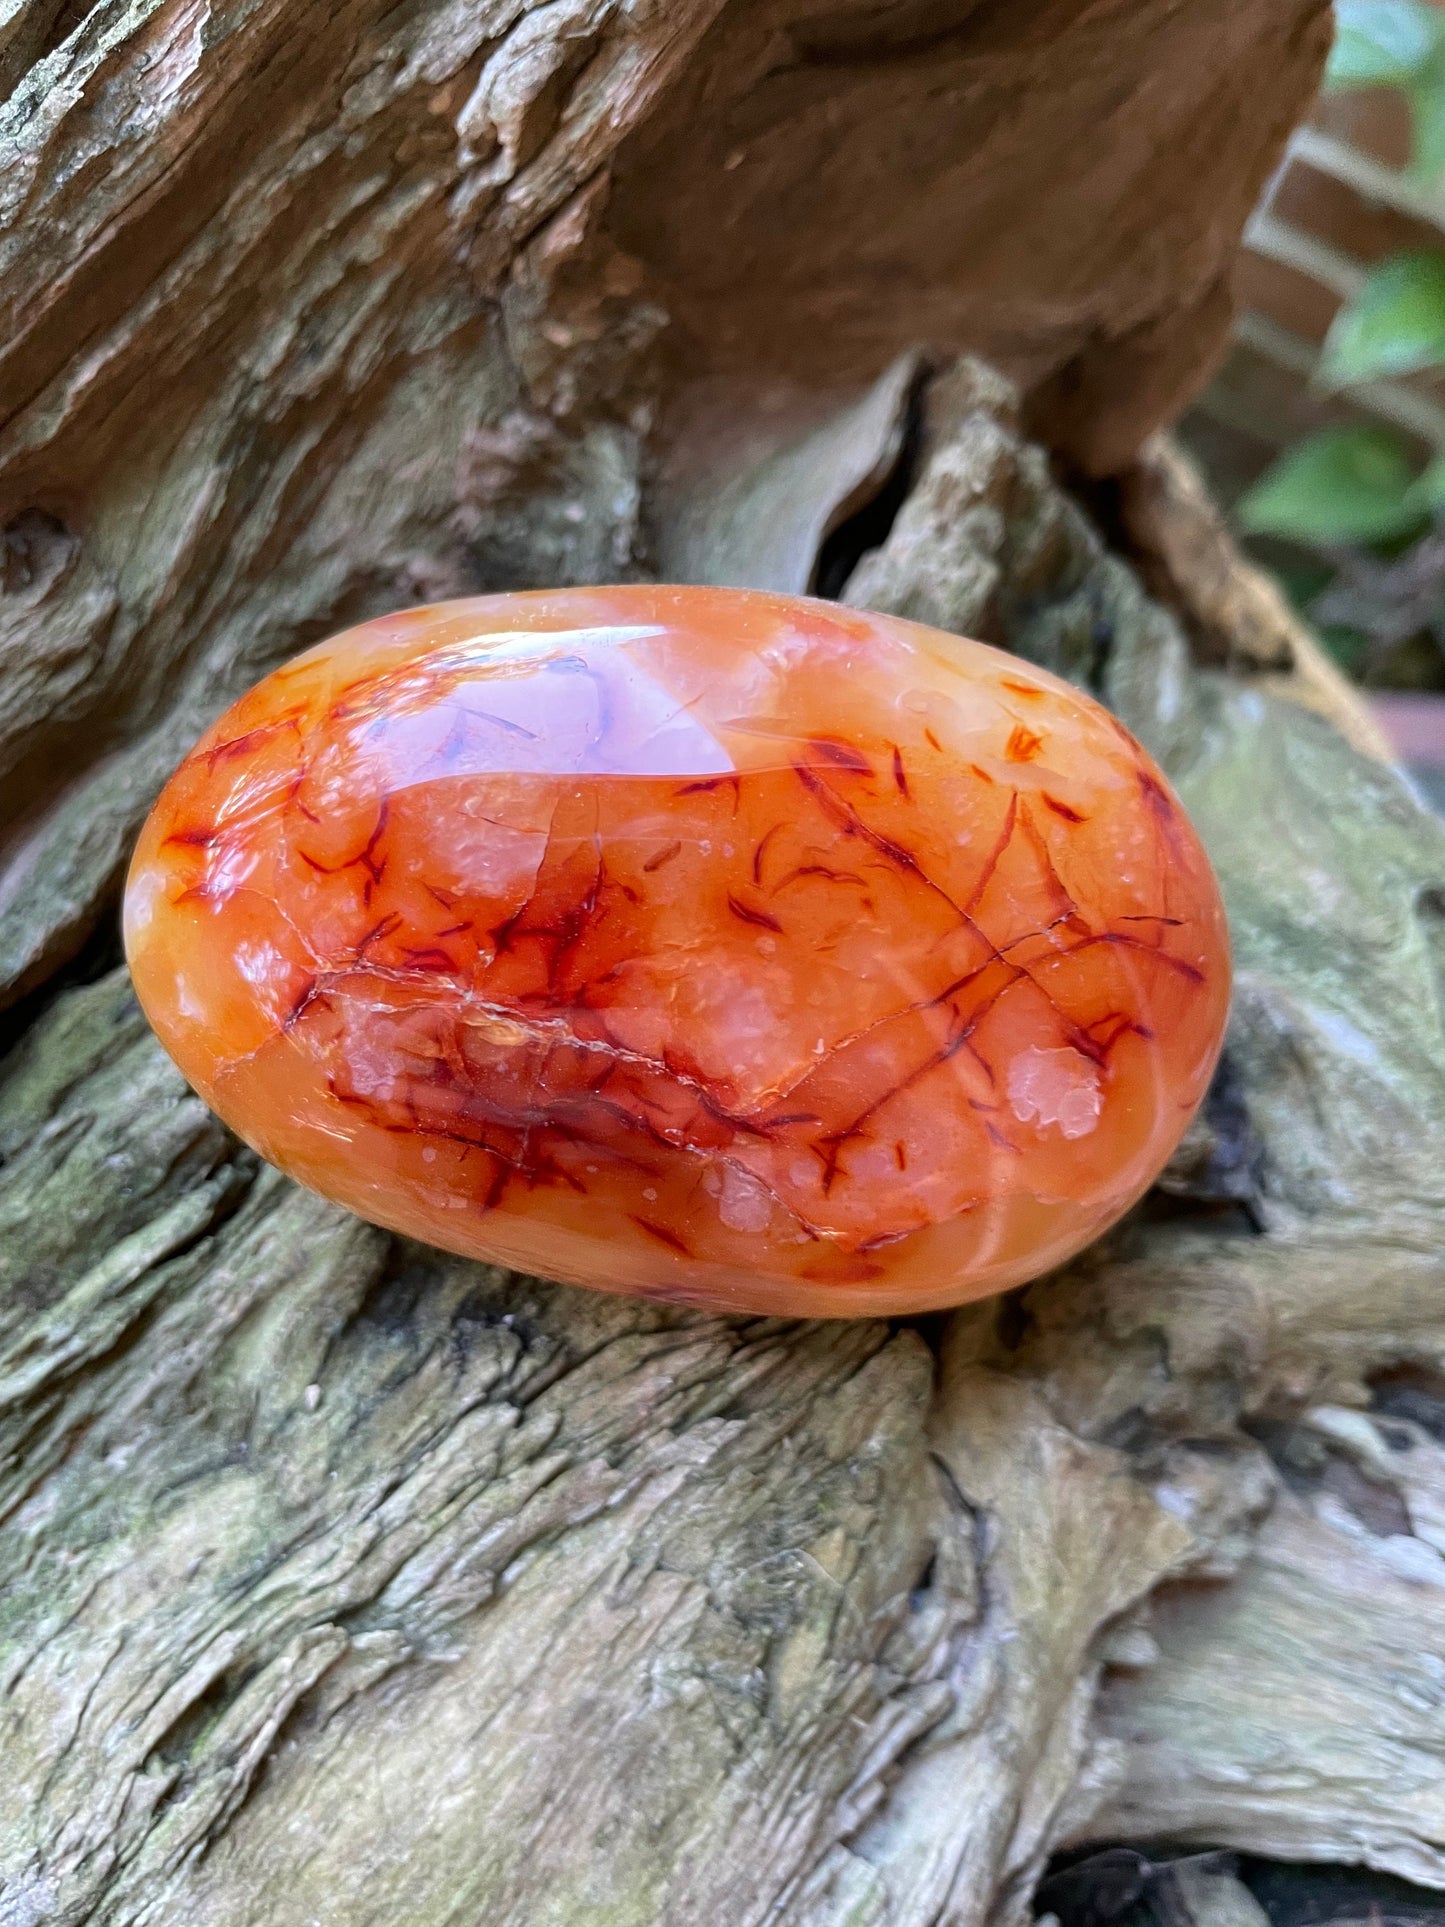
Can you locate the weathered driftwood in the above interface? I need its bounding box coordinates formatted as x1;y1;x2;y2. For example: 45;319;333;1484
8;1;1445;1923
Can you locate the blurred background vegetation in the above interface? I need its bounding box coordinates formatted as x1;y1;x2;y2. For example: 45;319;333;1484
1188;0;1445;696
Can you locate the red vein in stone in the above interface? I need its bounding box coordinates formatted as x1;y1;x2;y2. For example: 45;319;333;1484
725;892;784;934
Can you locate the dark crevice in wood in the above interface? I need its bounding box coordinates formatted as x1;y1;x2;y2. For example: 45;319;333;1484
1372;1365;1445;1447
1246;1415;1413;1539
1149;1049;1267;1230
1041;1844;1445;1927
0;509;75;593
0;907;124;1070
0;0;93;102
811;368;928;601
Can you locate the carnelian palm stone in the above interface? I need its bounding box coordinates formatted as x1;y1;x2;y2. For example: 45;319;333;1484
124;586;1229;1318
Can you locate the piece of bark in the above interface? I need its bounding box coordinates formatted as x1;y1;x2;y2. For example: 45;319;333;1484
1115;435;1397;766
1080;1397;1445;1886
1083;1482;1445;1888
608;0;1331;471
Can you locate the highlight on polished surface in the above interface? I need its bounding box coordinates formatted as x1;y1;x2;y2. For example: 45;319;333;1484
123;586;1230;1317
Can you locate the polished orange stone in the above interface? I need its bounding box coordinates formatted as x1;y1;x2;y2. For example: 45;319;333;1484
124;587;1230;1317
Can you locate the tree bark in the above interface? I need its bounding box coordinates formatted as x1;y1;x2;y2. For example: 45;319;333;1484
10;4;1445;1925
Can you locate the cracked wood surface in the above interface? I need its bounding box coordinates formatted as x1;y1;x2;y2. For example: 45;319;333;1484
6;0;1445;1922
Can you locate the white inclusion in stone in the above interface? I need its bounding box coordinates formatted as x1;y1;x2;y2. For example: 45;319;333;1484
124;864;167;936
175;974;207;1022
233;938;309;1030
207;838;260;898
235;939;288;990
443;810;548;899
715;1164;773;1234
1006;1045;1102;1140
336;1022;409;1103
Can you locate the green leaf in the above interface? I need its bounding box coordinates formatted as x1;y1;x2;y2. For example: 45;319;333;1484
1407;445;1445;509
1237;426;1425;543
1327;0;1441;86
1407;59;1445;178
1321;250;1445;384
1318;623;1372;677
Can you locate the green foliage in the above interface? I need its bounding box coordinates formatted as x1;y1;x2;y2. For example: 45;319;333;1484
1326;0;1445;180
1318;622;1374;675
1327;0;1441;86
1410;446;1445;510
1238;6;1445;558
1238;425;1427;543
1321;252;1445;383
1408;59;1445;177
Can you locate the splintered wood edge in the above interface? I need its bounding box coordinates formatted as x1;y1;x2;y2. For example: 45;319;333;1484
1120;435;1397;768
